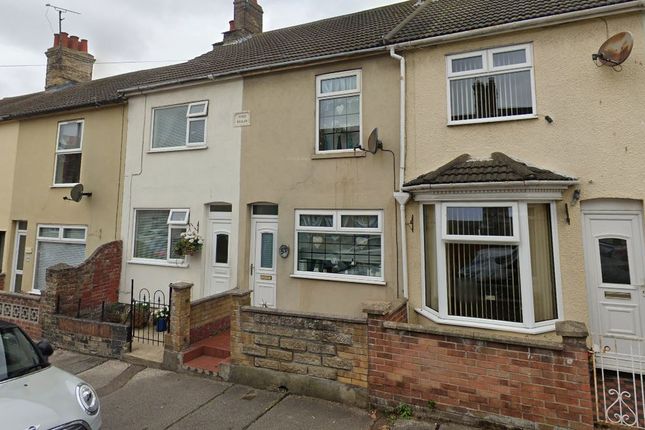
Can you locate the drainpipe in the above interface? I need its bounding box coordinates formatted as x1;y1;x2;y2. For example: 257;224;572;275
390;47;410;300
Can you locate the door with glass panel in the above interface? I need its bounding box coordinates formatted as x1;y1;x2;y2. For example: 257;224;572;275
583;206;645;365
207;218;232;297
250;219;278;308
10;222;27;292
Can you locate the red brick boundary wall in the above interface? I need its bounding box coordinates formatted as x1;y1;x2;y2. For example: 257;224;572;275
190;292;233;344
0;291;42;339
366;312;594;430
0;273;5;290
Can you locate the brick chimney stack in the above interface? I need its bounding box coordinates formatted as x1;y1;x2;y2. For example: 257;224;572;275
222;0;263;45
45;33;96;89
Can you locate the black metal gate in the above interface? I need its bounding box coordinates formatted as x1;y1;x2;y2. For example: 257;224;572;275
130;280;172;345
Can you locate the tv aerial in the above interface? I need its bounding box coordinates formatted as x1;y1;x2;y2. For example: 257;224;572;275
592;32;634;71
63;184;92;202
45;4;81;37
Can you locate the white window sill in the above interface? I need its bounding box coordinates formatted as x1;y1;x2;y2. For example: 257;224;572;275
51;183;79;189
447;114;538;127
28;290;42;296
128;259;189;268
415;307;556;335
290;272;386;286
311;150;366;160
148;145;208;154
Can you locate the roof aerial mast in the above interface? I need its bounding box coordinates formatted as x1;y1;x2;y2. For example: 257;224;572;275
45;4;81;44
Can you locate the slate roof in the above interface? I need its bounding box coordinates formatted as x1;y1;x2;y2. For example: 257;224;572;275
404;153;575;187
0;0;636;120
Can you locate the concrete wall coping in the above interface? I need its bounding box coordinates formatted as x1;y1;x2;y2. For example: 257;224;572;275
169;282;193;291
555;320;589;338
54;313;129;330
363;299;407;316
241;305;367;325
382;321;565;351
0;290;42;302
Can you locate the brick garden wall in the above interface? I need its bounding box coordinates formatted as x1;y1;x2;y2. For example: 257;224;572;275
0;273;5;290
367;316;594;430
232;306;369;388
190;292;233;344
0;291;42;339
51;314;129;358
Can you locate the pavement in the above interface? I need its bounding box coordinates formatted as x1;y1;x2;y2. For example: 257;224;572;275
50;349;479;430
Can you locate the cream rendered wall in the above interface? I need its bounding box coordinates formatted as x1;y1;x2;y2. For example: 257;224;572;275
404;13;645;339
121;80;243;302
239;56;402;317
0;122;19;280
8;106;127;293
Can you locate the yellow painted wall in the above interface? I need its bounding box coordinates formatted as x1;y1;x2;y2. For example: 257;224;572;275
0;121;19;277
404;12;645;338
8;105;127;292
240;55;403;316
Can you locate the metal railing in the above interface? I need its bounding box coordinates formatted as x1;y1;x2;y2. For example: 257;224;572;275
129;280;171;346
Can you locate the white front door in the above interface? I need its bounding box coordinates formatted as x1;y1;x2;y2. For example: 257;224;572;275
583;204;645;365
250;218;278;308
206;218;232;296
10;226;27;293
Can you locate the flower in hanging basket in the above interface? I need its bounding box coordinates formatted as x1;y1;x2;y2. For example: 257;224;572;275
174;226;204;257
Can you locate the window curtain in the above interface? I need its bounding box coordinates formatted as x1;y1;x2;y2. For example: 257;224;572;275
134;210;169;260
34;242;85;290
299;215;333;227
152;106;188;148
528;204;558;322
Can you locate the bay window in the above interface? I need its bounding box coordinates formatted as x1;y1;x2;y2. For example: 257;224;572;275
422;201;560;332
295;210;383;283
447;44;535;124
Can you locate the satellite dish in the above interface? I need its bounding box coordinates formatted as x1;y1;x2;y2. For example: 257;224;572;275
64;184;92;202
593;32;634;66
366;128;383;154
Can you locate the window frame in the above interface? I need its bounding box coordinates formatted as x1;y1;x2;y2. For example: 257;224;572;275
32;224;87;295
315;70;362;155
53;119;84;187
419;200;563;334
445;43;536;126
441;202;520;243
130;209;189;266
293;209;384;284
150;101;209;152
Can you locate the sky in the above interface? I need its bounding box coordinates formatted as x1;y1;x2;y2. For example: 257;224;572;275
0;0;402;98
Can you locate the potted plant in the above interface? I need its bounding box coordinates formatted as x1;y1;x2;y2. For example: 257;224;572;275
154;307;170;332
174;225;204;257
131;302;150;329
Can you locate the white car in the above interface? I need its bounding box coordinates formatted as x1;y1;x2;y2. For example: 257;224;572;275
0;320;101;430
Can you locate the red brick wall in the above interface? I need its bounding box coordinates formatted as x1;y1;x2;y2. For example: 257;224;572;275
0;273;5;290
0;291;42;339
44;241;122;317
190;292;233;344
368;319;594;430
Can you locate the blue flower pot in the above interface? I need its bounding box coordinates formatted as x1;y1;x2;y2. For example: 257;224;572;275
156;317;168;332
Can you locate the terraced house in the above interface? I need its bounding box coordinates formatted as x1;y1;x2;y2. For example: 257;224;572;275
1;0;645;428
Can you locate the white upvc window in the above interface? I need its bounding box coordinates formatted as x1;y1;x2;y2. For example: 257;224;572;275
53;120;84;186
151;101;208;150
34;225;87;292
294;209;383;283
132;209;189;264
421;201;562;333
446;44;536;125
316;70;362;153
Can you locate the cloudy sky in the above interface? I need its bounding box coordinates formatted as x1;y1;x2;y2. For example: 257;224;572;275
0;0;402;98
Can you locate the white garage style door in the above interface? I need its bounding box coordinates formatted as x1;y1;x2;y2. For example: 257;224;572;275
33;225;86;292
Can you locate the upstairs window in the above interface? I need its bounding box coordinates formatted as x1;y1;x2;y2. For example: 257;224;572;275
447;44;535;124
151;101;208;150
54;120;83;185
316;70;361;153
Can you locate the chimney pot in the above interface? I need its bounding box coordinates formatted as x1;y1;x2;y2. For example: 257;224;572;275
53;34;60;48
229;20;236;31
69;35;79;50
79;39;88;52
59;32;69;48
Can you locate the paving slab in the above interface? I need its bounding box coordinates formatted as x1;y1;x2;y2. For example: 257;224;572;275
49;349;107;375
100;368;230;430
392;420;480;430
77;360;131;390
247;394;373;430
168;384;284;430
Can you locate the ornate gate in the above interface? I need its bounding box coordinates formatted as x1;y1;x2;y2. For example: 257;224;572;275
130;280;171;346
